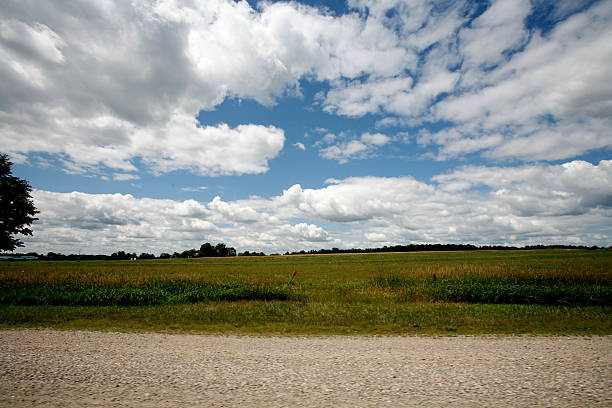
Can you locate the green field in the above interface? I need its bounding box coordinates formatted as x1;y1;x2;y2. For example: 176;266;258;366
1;250;610;335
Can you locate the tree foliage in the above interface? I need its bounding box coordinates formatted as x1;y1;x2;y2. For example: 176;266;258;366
0;154;39;251
197;242;236;257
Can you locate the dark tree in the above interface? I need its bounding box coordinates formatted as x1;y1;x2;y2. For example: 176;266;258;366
138;252;155;259
199;242;215;257
197;242;236;257
181;248;198;258
110;251;128;260
0;154;39;251
215;243;229;257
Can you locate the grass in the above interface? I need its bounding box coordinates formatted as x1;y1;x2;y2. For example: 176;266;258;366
371;276;610;305
1;303;608;335
0;281;293;306
0;249;610;335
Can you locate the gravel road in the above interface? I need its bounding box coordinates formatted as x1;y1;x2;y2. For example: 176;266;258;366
0;329;610;407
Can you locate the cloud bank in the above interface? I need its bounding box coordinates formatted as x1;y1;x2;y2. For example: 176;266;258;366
24;160;612;254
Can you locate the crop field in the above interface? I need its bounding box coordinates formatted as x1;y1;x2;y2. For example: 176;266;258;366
0;249;610;335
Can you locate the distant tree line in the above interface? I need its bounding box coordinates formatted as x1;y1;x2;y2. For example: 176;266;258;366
2;243;608;261
163;242;237;259
237;250;266;257
282;243;608;255
2;242;237;260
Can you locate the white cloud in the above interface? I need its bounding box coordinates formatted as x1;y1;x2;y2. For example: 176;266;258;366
26;190;217;254
132;117;286;176
318;131;392;163
433;160;612;216
180;186;208;192
290;223;330;242
0;0;413;175
459;0;531;70
5;114;285;176
428;0;612;160
348;0;465;47
293;142;306;150
276;176;437;222
323;77;413;117
330;0;612;161
0;1;290;176
364;232;387;242
1;0;608;168
113;173;140;181
321;0;465;119
21;159;612;254
274;159;612;244
320;140;370;164
360;132;391;146
207;196;262;224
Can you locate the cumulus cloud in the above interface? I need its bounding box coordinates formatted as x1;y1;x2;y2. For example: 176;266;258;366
360;132;392;146
290;223;330;242
433;160;612;216
272;160;612;246
323;77;413;117
0;0;418;175
21;159;612;254
0;0;288;176
28;190;218;254
276;176;438;222
321;0;466;120
1;0;609;168
436;1;612;159
331;0;612;161
207;196;262;224
112;173;140;181
320;140;370;164
364;232;387;242
132;118;285;176
318;132;392;163
459;0;531;70
277;159;611;232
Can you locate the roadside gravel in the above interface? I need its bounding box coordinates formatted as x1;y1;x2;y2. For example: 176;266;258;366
0;329;610;407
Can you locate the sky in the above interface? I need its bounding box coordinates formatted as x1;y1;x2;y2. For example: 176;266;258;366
1;0;611;255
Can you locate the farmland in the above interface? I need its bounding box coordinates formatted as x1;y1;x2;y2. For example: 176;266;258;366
0;249;610;335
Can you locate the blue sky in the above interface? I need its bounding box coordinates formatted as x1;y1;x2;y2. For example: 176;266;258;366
2;0;611;255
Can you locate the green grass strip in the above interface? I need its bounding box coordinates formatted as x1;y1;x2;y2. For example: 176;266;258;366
372;277;611;306
0;282;293;306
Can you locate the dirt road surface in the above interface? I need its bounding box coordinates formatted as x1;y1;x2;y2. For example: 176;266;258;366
0;329;610;407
